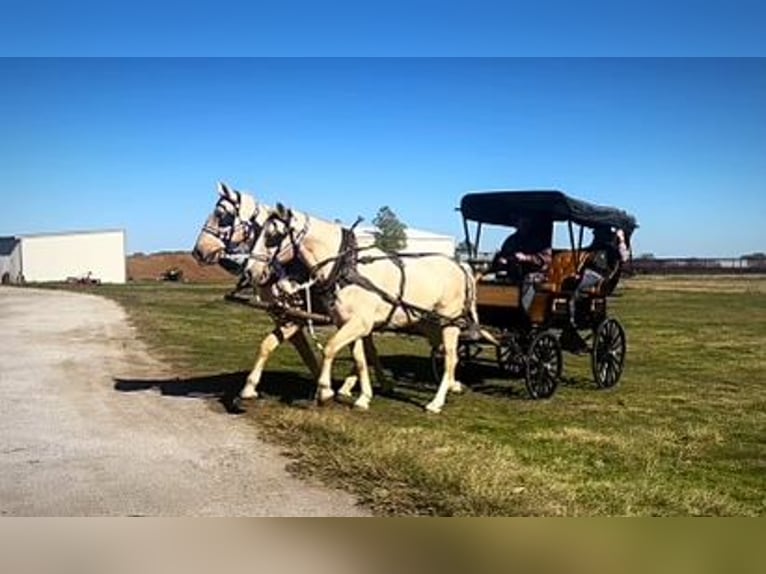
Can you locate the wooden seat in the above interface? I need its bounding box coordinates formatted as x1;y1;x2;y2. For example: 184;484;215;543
544;250;622;298
539;250;587;294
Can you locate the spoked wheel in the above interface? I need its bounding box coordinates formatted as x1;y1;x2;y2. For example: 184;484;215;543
525;331;562;399
591;317;626;389
496;339;525;378
430;340;477;384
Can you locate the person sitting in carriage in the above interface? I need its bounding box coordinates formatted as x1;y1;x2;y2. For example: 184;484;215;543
493;217;551;274
492;216;553;313
562;225;630;352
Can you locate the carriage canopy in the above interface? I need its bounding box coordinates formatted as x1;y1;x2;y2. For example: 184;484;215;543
460;191;638;236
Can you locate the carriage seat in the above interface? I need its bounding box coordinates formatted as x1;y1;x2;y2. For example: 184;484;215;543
538;250;587;294
539;250;622;297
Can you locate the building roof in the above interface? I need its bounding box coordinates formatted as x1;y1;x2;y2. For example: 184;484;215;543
0;229;125;241
354;226;454;241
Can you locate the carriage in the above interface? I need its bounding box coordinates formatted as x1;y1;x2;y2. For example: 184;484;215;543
196;183;637;412
432;190;638;400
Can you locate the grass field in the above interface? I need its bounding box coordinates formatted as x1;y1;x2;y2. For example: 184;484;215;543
89;276;765;516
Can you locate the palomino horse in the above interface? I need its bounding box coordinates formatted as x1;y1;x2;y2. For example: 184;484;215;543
246;203;479;414
192;183;382;403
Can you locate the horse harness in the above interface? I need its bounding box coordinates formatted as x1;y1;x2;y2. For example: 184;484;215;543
202;195;262;252
268;211;476;330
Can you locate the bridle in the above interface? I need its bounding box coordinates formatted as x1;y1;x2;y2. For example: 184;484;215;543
251;209;311;280
202;195;262;254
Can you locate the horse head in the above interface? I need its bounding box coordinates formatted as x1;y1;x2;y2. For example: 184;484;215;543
244;203;300;285
192;182;264;265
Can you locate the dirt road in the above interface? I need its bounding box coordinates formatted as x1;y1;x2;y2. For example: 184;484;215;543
0;287;367;516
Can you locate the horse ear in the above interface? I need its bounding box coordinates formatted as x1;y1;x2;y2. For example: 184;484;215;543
276;202;289;219
218;182;240;203
239;194;257;220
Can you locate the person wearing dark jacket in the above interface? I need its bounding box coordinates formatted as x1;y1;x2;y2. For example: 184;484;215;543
493;217;552;312
562;226;629;352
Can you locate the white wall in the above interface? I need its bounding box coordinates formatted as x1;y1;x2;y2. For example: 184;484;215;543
20;230;126;283
354;228;455;257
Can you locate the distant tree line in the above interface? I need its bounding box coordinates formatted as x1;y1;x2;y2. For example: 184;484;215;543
631;254;766;274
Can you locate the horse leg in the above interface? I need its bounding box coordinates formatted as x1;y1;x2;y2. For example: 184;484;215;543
316;319;369;405
336;337;377;399
349;338;373;410
363;335;391;394
337;341;361;399
333;339;373;408
425;325;461;414
241;322;302;399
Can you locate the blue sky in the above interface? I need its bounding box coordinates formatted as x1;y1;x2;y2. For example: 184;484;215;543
1;1;765;257
1;1;764;57
1;58;764;257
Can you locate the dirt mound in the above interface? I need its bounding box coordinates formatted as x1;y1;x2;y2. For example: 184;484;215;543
127;252;233;283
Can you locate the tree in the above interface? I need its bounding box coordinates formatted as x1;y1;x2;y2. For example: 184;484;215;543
372;206;407;252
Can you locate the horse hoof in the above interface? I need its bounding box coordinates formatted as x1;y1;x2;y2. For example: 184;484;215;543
424;402;442;414
353;398;370;411
316;389;335;404
226;396;247;415
334;392;354;406
450;382;465;394
240;385;258;400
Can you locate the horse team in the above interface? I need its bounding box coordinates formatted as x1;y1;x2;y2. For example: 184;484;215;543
193;182;479;414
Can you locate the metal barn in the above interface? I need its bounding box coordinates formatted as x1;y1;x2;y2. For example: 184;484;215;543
0;229;126;284
354;226;456;257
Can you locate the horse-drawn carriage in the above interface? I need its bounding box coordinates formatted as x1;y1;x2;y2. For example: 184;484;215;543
433;190;638;399
194;183;637;413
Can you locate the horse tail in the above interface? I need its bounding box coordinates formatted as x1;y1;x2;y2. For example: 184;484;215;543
459;262;480;327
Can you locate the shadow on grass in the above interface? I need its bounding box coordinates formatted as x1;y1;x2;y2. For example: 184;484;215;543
379;354;530;401
558;375;601;392
113;352;579;416
113;370;318;414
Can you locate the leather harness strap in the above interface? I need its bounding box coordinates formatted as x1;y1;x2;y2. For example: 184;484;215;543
271;213;475;330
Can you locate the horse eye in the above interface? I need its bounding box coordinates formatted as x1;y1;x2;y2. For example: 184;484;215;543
265;234;281;248
219;211;235;226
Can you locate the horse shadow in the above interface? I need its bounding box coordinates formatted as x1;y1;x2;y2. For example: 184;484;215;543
377;354;529;401
377;354;603;400
113;371;318;414
113;352;581;416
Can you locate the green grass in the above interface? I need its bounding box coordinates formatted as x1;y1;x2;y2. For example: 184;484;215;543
84;277;764;515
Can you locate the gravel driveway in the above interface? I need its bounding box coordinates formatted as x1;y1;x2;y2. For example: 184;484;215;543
0;286;367;516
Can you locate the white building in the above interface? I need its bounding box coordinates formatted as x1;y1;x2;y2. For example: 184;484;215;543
354;226;456;257
0;229;126;284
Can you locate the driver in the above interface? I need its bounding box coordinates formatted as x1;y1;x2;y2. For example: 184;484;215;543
493;216;552;312
494;217;550;271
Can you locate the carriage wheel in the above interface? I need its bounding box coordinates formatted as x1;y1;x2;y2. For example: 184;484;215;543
525;331;562;399
496;339;525;378
430;341;475;384
591;318;626;389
